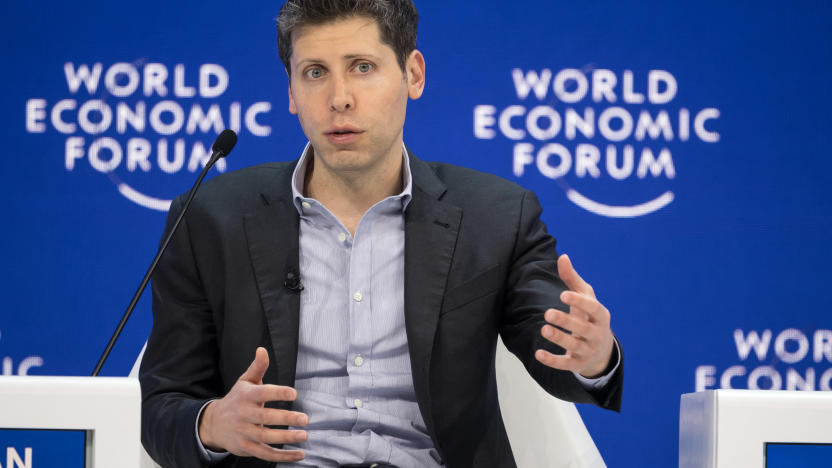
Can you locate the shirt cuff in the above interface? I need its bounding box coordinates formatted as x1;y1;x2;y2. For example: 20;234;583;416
195;399;231;463
572;338;621;390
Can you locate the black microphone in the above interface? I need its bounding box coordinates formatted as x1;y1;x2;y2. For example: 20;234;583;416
91;129;238;376
284;268;304;292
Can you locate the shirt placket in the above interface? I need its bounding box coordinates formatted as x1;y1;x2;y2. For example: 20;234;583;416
346;213;374;426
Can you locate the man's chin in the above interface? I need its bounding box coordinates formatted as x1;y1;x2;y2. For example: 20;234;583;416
313;148;371;172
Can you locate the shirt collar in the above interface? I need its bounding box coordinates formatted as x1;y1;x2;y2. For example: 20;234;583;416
291;142;414;214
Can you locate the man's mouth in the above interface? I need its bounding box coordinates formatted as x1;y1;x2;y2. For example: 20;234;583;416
325;127;363;144
326;126;362;136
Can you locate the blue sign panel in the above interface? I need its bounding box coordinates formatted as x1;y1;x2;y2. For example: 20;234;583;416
0;429;86;468
766;443;832;468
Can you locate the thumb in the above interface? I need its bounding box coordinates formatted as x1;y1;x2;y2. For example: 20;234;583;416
239;347;269;384
557;254;592;295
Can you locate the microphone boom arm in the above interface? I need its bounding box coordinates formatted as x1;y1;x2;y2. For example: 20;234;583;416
91;137;233;376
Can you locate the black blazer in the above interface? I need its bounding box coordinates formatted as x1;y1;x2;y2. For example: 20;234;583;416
140;153;623;468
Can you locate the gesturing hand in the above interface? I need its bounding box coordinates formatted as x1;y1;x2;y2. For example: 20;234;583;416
535;254;615;379
198;347;309;462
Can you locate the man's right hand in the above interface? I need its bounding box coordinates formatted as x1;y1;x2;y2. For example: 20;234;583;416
198;347;309;462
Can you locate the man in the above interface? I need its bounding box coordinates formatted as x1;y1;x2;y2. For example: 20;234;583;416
140;1;623;467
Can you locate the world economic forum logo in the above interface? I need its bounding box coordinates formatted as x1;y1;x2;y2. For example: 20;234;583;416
24;60;273;211
473;67;720;218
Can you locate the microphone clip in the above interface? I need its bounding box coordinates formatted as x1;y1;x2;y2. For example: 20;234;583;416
284;270;304;293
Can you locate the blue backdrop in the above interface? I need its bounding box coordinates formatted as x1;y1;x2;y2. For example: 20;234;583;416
2;1;831;466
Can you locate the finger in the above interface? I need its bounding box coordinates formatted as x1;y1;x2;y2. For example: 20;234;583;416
239;438;305;463
544;309;592;339
260;428;309;446
241;423;309;446
557;254;594;296
535;349;579;372
239;347;269;384
541;324;587;356
249;384;299;404
245;407;309;427
559;291;610;325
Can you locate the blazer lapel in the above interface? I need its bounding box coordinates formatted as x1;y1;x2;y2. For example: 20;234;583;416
243;167;301;387
404;155;462;437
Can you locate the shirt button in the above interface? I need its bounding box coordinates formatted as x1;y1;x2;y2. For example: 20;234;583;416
353;292;363;302
354;355;364;367
301;201;311;209
337;232;347;242
354;398;363;408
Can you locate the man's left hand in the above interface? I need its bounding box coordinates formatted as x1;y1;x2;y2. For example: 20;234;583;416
534;254;615;379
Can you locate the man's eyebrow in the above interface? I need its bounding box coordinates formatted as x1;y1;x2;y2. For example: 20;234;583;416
294;58;322;68
296;53;381;65
343;54;381;61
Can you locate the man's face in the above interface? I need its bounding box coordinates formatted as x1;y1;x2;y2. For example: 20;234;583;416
287;16;425;177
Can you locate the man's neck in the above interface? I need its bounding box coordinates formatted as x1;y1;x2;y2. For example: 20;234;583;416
304;147;404;235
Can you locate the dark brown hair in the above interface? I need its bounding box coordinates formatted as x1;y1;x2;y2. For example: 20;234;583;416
277;0;419;75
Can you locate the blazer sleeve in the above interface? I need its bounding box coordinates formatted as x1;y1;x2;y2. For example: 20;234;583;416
498;190;623;412
139;195;224;468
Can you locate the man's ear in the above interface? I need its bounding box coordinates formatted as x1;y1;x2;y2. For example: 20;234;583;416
406;49;426;100
288;83;297;114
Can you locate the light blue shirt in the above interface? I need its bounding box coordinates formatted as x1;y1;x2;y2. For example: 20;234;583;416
280;144;441;467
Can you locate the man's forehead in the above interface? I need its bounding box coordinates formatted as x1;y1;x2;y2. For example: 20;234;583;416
290;16;387;61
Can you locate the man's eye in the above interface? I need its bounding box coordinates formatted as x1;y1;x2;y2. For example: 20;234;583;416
305;68;324;79
356;63;373;73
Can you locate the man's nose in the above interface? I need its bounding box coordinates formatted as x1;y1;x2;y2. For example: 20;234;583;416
329;75;354;112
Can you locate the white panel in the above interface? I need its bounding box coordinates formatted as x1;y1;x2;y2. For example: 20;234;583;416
0;376;141;468
680;390;832;468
